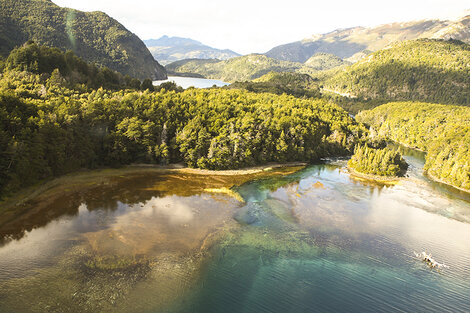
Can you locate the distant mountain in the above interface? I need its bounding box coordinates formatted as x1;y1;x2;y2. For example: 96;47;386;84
0;0;166;80
265;14;470;63
323;39;470;105
165;54;311;82
166;52;352;82
144;36;240;65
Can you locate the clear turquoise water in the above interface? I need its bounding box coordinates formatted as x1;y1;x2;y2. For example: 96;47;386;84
176;167;470;312
1;148;470;312
171;149;470;312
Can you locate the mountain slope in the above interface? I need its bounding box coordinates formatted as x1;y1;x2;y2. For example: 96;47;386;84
304;53;350;70
166;54;305;82
0;0;166;79
227;72;321;99
265;14;470;63
324;39;470;105
165;52;351;82
144;36;240;65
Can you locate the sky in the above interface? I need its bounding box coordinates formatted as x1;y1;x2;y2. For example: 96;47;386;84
53;0;469;55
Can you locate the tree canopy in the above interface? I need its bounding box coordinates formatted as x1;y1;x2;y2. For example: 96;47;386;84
357;101;470;190
0;45;367;198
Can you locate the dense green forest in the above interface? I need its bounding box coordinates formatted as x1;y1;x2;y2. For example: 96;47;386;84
324;39;470;107
165;54;347;82
0;44;367;198
165;54;304;82
304;53;350;71
167;39;470;115
227;72;321;98
2;42;160;91
226;71;379;114
0;0;166;79
357;102;470;191
348;144;408;177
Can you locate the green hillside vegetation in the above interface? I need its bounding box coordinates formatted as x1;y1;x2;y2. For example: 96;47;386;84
165;53;349;83
0;0;166;79
165;54;304;82
227;72;321;98
0;45;367;198
304;53;349;70
324;39;470;106
348;144;408;177
357;102;470;191
253;72;315;87
2;42;157;91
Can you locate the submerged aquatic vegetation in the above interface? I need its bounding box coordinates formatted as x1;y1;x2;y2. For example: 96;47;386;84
84;254;149;272
204;188;245;203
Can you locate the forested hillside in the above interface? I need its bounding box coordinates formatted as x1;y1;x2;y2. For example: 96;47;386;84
1;42;157;91
304;53;349;70
165;54;304;82
227;72;321;98
357;102;470;191
0;45;367;197
0;0;166;79
324;39;470;106
165;53;348;82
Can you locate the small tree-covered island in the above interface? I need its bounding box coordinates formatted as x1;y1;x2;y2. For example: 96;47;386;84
1;1;470;312
348;144;408;179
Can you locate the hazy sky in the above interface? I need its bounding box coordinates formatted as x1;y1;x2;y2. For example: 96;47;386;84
53;0;469;54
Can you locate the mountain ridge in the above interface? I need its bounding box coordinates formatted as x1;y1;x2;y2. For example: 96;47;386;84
144;35;240;65
265;14;470;63
0;0;166;79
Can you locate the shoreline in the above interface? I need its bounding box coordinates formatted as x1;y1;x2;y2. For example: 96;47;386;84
129;162;308;176
389;140;426;153
0;162;307;213
346;166;402;185
425;171;470;195
386;140;469;194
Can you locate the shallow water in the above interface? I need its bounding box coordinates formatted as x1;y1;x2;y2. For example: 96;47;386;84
1;150;470;312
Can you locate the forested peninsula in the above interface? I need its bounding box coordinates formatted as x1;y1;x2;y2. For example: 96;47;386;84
0;43;368;198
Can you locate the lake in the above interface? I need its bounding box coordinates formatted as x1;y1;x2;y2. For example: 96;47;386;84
1;148;470;312
153;76;229;89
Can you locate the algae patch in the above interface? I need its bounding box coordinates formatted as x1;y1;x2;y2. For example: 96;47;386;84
204;188;245;203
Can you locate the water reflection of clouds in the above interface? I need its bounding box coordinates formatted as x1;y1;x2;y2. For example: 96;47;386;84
136;196;195;224
367;185;470;271
273;167;470;277
0;214;82;280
